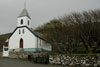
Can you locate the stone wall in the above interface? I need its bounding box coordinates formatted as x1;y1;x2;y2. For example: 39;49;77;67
9;52;48;59
9;52;100;66
9;52;28;58
49;55;100;66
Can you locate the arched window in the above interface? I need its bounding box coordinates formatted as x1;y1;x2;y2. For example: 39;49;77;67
20;38;23;48
23;29;24;34
21;19;23;24
19;29;21;34
28;20;30;25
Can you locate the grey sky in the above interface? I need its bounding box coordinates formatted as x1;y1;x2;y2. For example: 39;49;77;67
0;0;100;34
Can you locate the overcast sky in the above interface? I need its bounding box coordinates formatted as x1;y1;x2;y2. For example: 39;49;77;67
0;0;100;34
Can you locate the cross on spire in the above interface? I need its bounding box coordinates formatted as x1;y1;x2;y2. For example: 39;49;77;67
24;0;26;8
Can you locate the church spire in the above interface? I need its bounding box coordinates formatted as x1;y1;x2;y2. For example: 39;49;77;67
18;0;31;19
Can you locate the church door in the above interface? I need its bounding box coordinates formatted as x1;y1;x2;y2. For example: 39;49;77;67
20;38;23;48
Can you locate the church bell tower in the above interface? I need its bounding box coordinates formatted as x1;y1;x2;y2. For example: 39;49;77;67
17;1;31;28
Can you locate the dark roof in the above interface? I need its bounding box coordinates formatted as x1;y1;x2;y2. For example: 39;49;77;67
18;8;31;19
8;26;47;42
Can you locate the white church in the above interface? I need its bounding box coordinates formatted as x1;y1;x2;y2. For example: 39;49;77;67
3;5;52;57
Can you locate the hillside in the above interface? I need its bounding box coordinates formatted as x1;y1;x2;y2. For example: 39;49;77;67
0;33;10;51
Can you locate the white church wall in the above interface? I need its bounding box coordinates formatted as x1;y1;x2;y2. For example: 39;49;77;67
42;41;52;51
9;27;37;50
37;38;41;48
35;37;52;51
23;27;36;48
35;38;42;51
9;29;20;49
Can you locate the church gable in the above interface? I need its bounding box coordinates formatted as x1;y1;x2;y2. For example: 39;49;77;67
8;26;46;41
8;26;37;49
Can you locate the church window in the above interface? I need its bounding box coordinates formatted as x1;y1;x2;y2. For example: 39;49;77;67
21;19;23;24
40;40;42;47
23;29;24;34
19;30;21;34
28;20;30;25
37;38;38;48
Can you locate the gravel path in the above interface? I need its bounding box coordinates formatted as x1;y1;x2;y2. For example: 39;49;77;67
0;58;66;67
